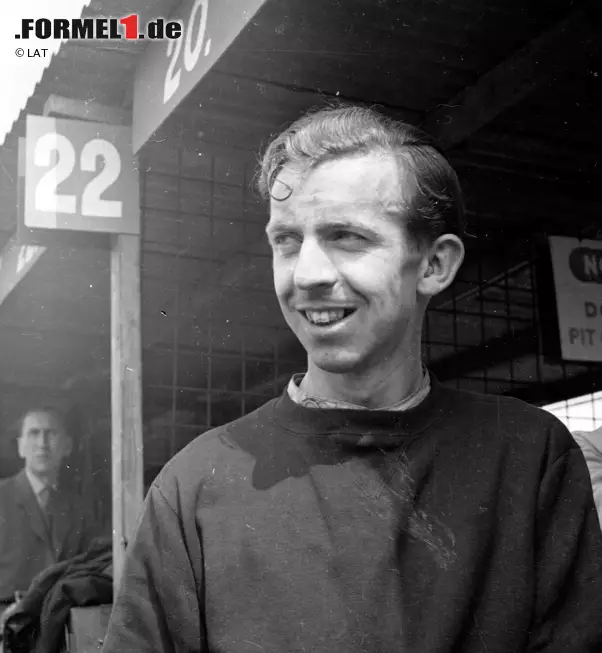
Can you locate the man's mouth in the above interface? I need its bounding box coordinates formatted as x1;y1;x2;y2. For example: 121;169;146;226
302;308;356;326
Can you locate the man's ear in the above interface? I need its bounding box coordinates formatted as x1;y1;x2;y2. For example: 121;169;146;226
417;234;465;298
17;436;26;460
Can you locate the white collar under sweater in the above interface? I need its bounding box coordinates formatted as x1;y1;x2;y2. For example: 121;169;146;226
287;366;431;412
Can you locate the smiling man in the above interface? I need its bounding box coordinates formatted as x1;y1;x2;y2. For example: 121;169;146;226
103;106;602;653
265;139;460;410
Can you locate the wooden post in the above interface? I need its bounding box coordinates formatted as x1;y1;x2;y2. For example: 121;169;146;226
41;95;143;586
110;233;143;585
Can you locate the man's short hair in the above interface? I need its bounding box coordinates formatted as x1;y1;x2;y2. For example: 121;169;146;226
18;406;68;439
257;104;466;248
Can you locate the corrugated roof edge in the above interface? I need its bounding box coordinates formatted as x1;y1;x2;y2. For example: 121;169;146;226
0;0;93;146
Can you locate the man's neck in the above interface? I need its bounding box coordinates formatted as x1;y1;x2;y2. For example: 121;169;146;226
25;468;57;490
300;354;425;410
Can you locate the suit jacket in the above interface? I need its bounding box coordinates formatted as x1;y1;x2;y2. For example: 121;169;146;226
573;426;602;526
0;470;95;600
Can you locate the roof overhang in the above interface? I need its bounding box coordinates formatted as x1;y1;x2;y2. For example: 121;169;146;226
0;0;93;145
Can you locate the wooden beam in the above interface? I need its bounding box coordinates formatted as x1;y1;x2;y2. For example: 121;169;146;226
161;70;421;154
43;95;131;125
83;100;145;588
422;2;601;148
465;129;602;170
430;326;540;381
111;232;143;585
199;69;422;124
508;366;601;405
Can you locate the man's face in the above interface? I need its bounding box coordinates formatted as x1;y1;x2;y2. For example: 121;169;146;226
17;411;72;477
266;152;427;375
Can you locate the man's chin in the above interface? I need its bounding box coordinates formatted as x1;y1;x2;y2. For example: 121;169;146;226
308;349;363;374
31;463;55;474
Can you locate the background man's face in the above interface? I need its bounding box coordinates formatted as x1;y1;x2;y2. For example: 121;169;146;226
266;152;426;375
17;411;72;478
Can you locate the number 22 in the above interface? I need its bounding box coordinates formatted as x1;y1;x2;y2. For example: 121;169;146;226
34;133;123;218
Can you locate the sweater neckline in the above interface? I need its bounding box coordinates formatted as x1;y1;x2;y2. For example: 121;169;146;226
269;372;453;446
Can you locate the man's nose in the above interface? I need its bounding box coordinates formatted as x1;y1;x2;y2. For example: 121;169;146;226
293;239;338;290
37;432;51;446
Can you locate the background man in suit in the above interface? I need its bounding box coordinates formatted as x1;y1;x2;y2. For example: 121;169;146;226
0;407;95;617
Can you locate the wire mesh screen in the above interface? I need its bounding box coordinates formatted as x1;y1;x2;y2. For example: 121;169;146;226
139;140;305;480
543;391;602;432
425;218;601;402
424;220;539;396
138;139;601;479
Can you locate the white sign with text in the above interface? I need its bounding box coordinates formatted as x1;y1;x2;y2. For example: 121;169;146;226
549;235;602;362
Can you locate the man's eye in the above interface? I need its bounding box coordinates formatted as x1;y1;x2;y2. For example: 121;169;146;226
331;231;365;244
272;234;300;249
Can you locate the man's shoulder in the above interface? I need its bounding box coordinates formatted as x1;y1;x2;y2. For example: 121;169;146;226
0;473;24;512
441;384;575;452
444;385;553;420
151;396;279;498
0;472;22;493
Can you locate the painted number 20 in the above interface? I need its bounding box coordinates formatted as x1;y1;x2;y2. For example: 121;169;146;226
164;0;210;104
34;133;123;218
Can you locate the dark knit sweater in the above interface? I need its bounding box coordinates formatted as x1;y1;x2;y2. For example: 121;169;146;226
102;377;602;652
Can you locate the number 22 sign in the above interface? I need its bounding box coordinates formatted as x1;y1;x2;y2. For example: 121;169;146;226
24;115;140;235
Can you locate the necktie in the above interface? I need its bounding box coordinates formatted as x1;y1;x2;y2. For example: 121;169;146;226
38;486;50;512
39;487;54;537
